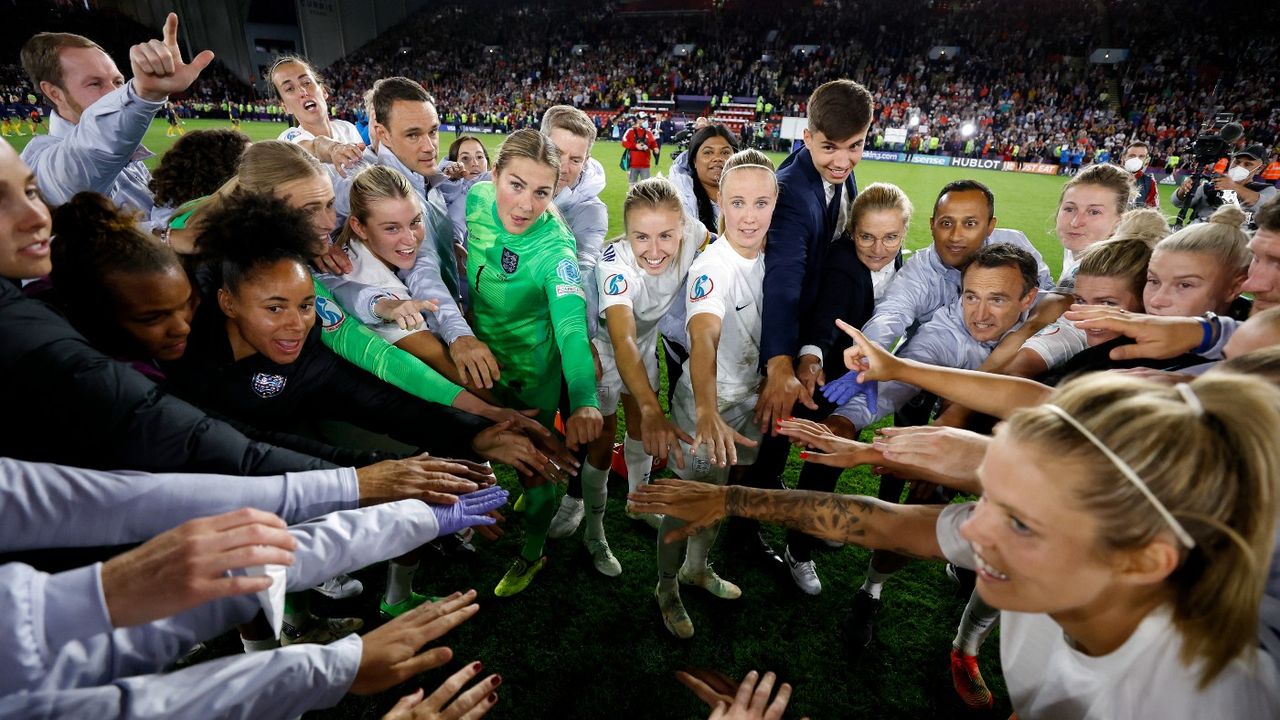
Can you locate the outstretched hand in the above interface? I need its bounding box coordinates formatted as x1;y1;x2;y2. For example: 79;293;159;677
836;319;901;382
628;479;728;543
130;14;214;102
429;486;510;537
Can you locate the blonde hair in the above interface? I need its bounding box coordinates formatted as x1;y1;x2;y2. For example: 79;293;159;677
540;105;597;148
185;141;325;236
1060;163;1136;217
1215;346;1280;385
717;149;776;192
1075;236;1155;303
335;165;418;249
1113;207;1171;245
848;182;913;236
1006;372;1280;686
717;149;777;235
1154;205;1251;275
623;176;685;228
494;129;561;181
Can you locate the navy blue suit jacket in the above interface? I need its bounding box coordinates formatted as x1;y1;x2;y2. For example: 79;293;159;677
761;145;858;365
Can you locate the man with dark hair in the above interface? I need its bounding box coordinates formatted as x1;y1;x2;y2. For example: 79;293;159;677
833;244;1038;685
326;76;501;388
737;79;874;574
1122;141;1159;209
861;180;1052;353
19;14;211;220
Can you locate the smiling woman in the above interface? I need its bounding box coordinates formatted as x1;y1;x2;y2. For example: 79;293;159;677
631;371;1280;717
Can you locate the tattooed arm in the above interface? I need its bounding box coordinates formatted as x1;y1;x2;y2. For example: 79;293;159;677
627;480;945;560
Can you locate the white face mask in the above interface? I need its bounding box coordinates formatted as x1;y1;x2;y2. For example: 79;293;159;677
1123;157;1145;173
1227;165;1254;183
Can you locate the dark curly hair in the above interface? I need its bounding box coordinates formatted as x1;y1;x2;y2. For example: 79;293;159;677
50;192;185;350
193;191;317;294
149;129;251;208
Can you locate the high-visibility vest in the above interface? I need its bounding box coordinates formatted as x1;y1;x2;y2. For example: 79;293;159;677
1263;161;1280;181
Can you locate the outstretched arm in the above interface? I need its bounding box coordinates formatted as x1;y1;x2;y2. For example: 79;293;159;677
627;480;944;559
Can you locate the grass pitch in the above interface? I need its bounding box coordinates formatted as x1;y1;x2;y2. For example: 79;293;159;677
6;119;1180;718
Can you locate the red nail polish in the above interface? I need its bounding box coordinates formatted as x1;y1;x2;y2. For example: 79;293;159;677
799;451;808;459
491;675;502;686
488;693;498;703
473;661;483;672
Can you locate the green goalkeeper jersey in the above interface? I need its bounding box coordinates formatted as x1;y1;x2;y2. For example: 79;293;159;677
466;181;598;425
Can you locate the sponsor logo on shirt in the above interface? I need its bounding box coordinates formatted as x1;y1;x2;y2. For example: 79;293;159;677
556;258;582;285
602;243;617;262
556;285;585;298
315;296;346;332
251;373;288;398
501;247;520;273
689;274;714;302
604;273;628;296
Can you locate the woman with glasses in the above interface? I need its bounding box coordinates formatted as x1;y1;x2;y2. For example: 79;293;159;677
781;182;912;587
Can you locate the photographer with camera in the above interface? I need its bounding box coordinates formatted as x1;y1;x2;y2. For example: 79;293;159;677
1173;143;1277;224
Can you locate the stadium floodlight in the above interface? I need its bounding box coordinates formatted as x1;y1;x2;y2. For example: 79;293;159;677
961;122;976;138
484;45;500;56
571;44;589;56
672;43;696;57
928;45;961;61
1089;48;1130;64
791;44;820;57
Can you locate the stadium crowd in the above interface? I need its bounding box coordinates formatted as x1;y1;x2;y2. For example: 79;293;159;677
3;0;1280;173
2;2;1280;720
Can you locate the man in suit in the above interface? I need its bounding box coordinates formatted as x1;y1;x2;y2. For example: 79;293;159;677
725;79;874;573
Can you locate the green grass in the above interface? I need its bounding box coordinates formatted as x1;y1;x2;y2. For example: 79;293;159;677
4;119;1180;718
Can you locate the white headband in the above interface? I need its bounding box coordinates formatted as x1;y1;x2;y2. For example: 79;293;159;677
1045;404;1197;549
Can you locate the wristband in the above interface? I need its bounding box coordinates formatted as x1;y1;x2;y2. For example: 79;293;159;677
1193;312;1218;354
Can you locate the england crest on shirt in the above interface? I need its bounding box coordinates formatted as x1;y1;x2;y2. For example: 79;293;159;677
501;247;520;273
251;373;288;398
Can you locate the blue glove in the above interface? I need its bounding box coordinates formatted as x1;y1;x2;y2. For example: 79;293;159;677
429;485;509;537
819;372;878;414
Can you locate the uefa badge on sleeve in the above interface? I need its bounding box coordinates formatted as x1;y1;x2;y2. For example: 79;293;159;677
501;247;520;273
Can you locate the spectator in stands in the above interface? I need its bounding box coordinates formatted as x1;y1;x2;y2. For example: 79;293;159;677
622;114;658;185
147;128;250;229
1173;144;1278;224
270;55;366;179
19;14;212;221
1122;141;1159;209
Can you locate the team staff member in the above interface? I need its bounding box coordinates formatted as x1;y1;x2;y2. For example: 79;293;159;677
20;14;213;219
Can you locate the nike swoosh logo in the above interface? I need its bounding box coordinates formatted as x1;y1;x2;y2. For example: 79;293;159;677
735;303;751;311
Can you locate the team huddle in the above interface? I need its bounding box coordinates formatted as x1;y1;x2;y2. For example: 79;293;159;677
2;11;1279;720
